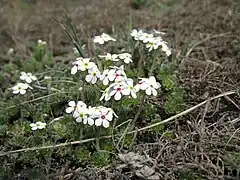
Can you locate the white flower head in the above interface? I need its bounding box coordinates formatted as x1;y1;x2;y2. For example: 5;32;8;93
125;78;137;98
85;66;101;84
139;32;154;43
71;57;95;74
30;121;46;131
82;106;95;126
99;53;119;62
73;107;88;123
11;83;32;95
95;107;114;128
20;72;37;84
100;87;111;101
145;76;161;96
118;53;132;64
131;29;144;41
108;65;127;82
93;33;116;45
153;29;166;35
99;69;116;86
79;58;95;71
146;38;161;52
38;40;47;47
108;82;130;101
66;101;87;114
71;59;82;75
134;78;149;92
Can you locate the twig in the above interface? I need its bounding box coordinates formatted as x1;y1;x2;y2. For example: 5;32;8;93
0;90;236;157
185;32;231;58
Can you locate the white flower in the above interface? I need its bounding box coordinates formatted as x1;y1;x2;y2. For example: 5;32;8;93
44;76;51;80
38;40;47;47
95;107;113;128
118;53;132;64
71;58;95;74
73;106;88;123
93;36;105;44
139;33;154;43
99;69;114;85
30;122;46;131
85;66;100;84
134;78;150;92
71;59;82;74
79;58;95;71
20;72;37;84
107;66;127;82
73;47;79;55
161;43;171;56
125;78;137;98
146;38;161;52
7;48;14;55
11;83;32;95
109;83;130;101
153;29;166;35
101;33;116;42
93;33;116;45
131;29;144;40
100;87;111;101
99;53;119;62
66;101;87;114
82;107;95;126
145;76;161;96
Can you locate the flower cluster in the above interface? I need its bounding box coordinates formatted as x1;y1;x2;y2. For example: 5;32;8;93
99;53;132;64
93;33;116;45
135;76;161;96
12;83;32;95
20;72;37;84
38;39;47;47
11;72;37;95
66;101;117;128
30;121;47;130
131;29;171;56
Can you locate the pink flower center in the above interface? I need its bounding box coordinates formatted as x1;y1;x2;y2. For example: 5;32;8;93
114;73;120;77
116;88;122;92
101;115;106;119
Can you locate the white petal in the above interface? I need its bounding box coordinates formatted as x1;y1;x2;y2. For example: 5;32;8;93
31;76;37;81
20;89;26;94
152;88;158;96
102;120;109;128
103;78;109;85
76;117;82;123
146;88;152;96
141;83;149;90
13;90;19;94
71;66;78;74
114;91;122;100
66;107;74;114
68;101;76;107
122;88;130;95
95;118;102;126
85;75;92;83
91;76;97;84
88;118;94;126
31;126;38;130
109;89;117;97
131;91;137;98
83;118;88;124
